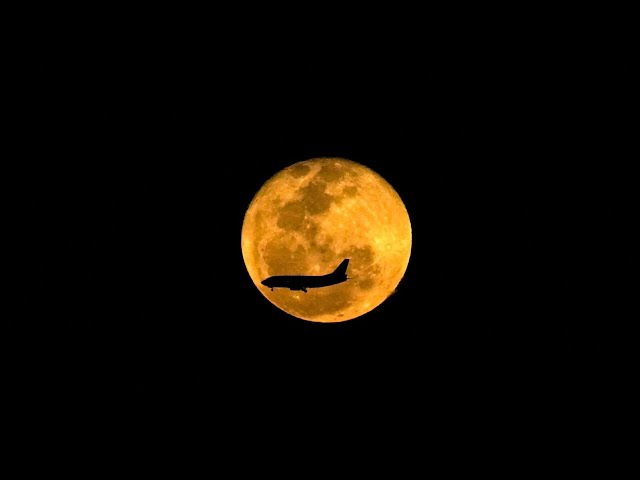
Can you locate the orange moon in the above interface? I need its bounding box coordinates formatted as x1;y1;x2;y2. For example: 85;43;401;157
241;157;412;323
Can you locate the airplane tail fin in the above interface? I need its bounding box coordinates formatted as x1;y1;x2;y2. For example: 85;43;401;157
332;259;350;278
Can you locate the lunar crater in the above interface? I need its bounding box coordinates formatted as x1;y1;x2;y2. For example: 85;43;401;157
288;163;311;178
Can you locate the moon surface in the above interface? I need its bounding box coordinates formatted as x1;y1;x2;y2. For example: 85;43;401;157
241;157;412;323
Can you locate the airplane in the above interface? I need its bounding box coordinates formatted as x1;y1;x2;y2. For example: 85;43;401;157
261;259;350;293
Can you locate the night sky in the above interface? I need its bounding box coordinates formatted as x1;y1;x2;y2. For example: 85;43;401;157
16;19;632;438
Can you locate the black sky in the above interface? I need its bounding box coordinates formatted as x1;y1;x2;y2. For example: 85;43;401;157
15;18;633;437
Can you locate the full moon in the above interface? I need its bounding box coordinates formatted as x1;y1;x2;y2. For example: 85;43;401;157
241;157;412;323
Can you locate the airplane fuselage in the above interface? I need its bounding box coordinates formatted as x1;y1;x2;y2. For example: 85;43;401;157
261;259;349;293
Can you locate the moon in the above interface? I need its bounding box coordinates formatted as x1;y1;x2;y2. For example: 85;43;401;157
241;157;412;323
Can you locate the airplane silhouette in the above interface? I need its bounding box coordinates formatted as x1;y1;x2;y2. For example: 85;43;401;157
261;259;350;293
